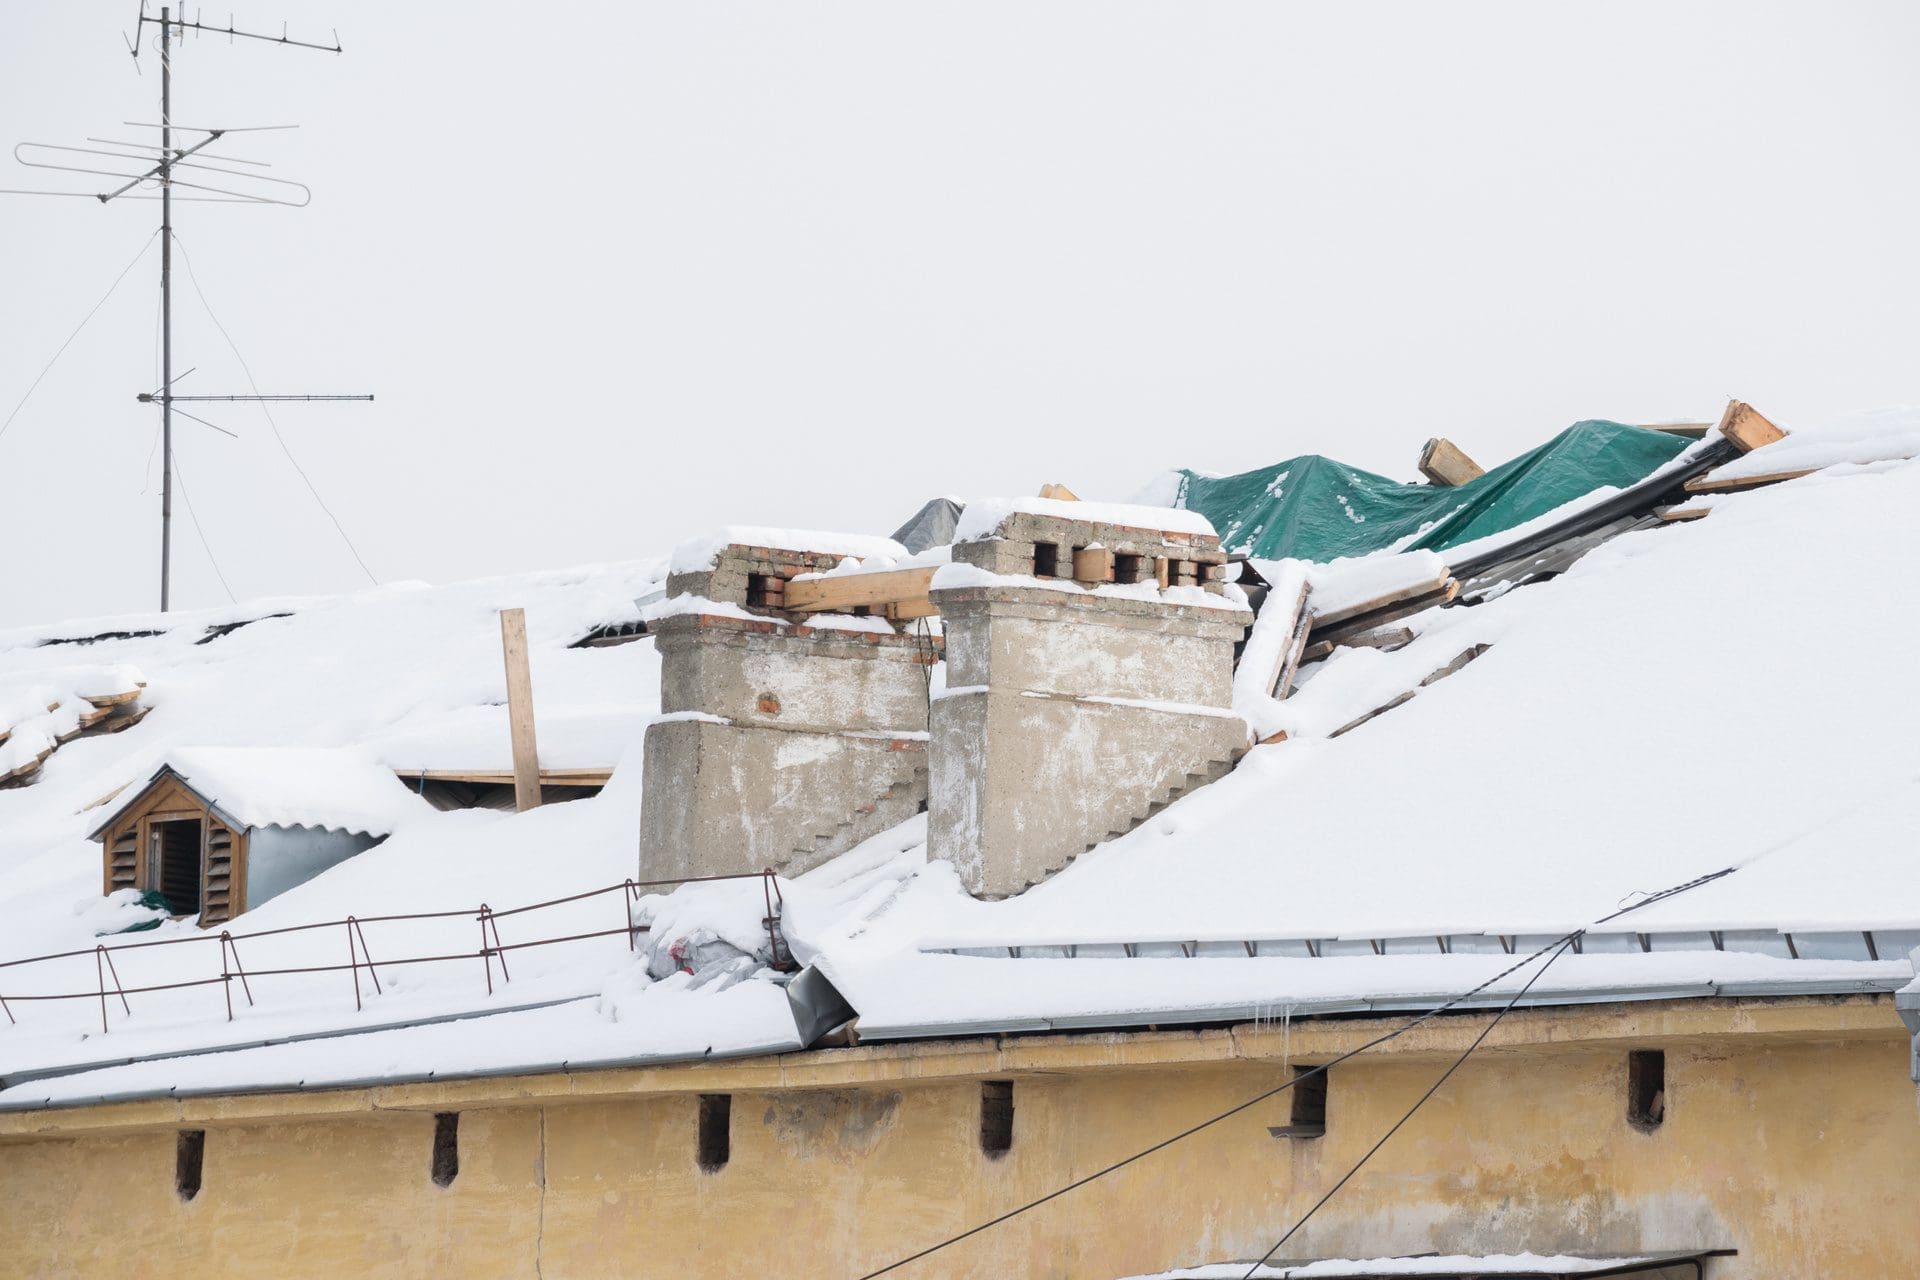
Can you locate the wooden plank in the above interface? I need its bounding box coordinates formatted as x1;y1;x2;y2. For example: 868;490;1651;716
1311;571;1454;630
883;599;940;622
1072;546;1115;585
1340;625;1416;652
1684;466;1816;495
1417;438;1485;487
1637;422;1712;439
1272;595;1317;701
784;566;938;614
1714;400;1787;454
1310;580;1460;649
392;769;615;788
100;704;151;734
1038;483;1080;501
498;608;543;813
230;828;250;920
1654;504;1712;522
83;688;143;710
1329;690;1416;739
80;781;132;814
1419;643;1491;687
1237;576;1311;703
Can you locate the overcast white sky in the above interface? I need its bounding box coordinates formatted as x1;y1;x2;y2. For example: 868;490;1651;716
2;2;1915;627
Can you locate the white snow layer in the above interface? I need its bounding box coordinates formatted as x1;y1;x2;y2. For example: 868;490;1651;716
953;495;1217;542
155;746;435;836
667;526;908;574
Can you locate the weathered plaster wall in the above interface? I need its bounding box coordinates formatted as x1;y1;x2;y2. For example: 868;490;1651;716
640;611;935;882
930;688;1246;896
640;717;926;881
937;588;1242;706
653;614;932;736
928;581;1250;897
3;999;1912;1278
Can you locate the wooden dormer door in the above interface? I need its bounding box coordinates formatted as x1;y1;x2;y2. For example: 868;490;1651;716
141;809;205;918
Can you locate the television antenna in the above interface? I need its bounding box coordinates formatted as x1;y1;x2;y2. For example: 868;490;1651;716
3;4;373;611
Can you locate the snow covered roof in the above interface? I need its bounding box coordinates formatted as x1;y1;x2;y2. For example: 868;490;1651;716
99;746;435;838
792;420;1920;1039
0;408;1915;1111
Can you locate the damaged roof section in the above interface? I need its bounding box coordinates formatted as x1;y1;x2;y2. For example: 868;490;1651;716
1176;419;1698;562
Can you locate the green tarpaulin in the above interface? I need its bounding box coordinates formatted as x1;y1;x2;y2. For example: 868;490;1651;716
1176;420;1692;564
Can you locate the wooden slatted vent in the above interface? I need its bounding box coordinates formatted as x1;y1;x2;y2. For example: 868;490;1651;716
202;822;236;927
107;829;139;893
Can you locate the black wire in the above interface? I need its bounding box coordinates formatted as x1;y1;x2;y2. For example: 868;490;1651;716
1237;937;1576;1277
167;230;380;585
854;865;1736;1278
0;229;160;447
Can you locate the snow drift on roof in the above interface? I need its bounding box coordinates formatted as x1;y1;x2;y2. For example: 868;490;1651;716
158;746;433;837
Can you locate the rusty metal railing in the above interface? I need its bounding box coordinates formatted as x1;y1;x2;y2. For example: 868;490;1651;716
0;870;786;1034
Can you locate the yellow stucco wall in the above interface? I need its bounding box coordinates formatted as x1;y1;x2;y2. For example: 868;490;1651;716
2;997;1915;1278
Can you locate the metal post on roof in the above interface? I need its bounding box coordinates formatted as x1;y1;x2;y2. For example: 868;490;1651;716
159;6;173;610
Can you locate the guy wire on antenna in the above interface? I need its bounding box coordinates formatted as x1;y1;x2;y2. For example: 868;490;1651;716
2;4;371;611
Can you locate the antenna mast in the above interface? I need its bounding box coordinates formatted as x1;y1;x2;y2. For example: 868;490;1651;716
6;5;371;612
160;6;174;611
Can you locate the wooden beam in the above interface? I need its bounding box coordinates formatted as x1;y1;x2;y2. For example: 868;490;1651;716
1654;503;1713;522
1329;690;1417;739
883;599;940;623
1419;642;1490;687
1683;467;1816;495
1072;546;1115;585
1038;483;1081;501
1714;400;1787;454
498;608;542;813
1273;605;1316;701
1310;568;1453;629
1637;422;1712;439
393;769;614;788
784;566;937;614
1309;579;1460;649
1238;576;1311;703
99;704;151;734
1340;624;1416;652
1418;438;1485;487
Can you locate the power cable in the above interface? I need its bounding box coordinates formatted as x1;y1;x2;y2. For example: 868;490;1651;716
855;864;1736;1278
1237;937;1574;1277
0;228;159;447
170;450;237;604
168;229;379;585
